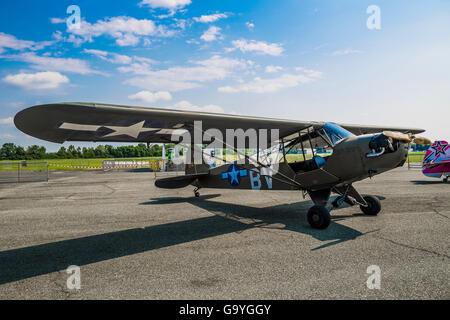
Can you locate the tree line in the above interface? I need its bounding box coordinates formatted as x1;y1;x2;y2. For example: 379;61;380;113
0;143;168;160
410;143;431;152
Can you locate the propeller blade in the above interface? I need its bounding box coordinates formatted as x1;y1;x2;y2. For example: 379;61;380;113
382;131;412;143
413;136;432;145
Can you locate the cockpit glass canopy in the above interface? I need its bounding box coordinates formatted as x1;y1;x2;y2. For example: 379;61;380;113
320;123;355;146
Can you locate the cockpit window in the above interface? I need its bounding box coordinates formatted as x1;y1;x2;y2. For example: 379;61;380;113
320;123;354;146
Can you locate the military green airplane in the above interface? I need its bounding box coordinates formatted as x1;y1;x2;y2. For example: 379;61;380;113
14;103;430;229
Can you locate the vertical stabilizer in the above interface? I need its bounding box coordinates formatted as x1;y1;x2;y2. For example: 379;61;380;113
422;141;450;178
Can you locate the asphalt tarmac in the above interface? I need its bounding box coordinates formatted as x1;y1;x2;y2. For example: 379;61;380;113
0;167;448;299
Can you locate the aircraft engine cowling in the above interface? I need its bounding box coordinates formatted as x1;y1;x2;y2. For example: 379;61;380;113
369;134;396;152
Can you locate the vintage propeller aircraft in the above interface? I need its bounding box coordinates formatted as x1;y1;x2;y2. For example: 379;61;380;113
14;103;431;229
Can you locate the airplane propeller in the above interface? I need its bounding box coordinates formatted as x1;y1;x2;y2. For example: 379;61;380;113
412;136;432;145
382;131;431;145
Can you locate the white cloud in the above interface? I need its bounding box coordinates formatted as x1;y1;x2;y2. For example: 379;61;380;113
331;49;363;56
139;0;191;17
167;100;224;113
265;65;283;73
0;117;14;125
173;18;188;30
0;133;15;139
122;55;247;92
245;22;255;30
200;26;222;42
116;34;140;47
118;63;153;75
51;16;175;47
0;32;54;53
128;91;172;103
194;13;228;23
83;49;108;57
50;18;65;24
116;57;158;76
186;38;200;45
3;52;102;75
218;69;322;94
8;102;25;109
110;54;133;64
139;0;191;10
295;67;324;78
3;71;69;90
133;56;158;64
84;49;133;64
229;39;284;56
0;32;34;51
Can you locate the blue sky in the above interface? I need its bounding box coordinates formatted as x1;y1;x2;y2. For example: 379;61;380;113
0;0;449;151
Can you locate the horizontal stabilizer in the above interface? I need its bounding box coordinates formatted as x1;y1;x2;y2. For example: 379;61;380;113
155;173;209;189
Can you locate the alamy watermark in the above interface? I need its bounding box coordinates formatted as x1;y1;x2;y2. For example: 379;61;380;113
66;5;81;30
366;265;381;289
367;5;381;30
170;121;281;173
66;265;81;290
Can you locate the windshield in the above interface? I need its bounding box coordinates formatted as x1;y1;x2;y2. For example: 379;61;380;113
320;123;355;146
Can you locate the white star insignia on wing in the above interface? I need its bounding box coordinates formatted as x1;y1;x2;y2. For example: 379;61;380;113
102;121;158;139
59;121;187;139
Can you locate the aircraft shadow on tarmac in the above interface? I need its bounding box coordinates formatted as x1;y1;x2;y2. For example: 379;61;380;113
410;180;446;185
0;194;381;285
144;194;382;250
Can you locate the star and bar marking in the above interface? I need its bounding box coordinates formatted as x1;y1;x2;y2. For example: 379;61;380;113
59;122;186;139
221;164;248;186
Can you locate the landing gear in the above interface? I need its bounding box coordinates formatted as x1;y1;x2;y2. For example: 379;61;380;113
306;186;381;229
307;205;331;229
444;176;449;183
332;195;356;208
360;195;381;216
194;187;200;198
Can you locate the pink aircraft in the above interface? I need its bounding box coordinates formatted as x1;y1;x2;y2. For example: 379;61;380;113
422;141;450;183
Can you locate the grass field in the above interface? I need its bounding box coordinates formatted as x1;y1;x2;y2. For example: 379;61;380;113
0;152;426;172
405;152;426;163
0;157;162;172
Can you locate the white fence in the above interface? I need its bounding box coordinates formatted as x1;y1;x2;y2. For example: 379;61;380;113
0;162;49;183
102;159;185;173
102;160;151;169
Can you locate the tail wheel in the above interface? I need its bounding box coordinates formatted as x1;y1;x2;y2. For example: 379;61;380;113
360;195;381;215
307;205;331;229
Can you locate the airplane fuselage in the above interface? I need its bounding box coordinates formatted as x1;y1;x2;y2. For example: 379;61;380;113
194;133;409;192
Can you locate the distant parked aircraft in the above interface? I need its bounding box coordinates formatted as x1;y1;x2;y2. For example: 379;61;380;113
422;141;450;183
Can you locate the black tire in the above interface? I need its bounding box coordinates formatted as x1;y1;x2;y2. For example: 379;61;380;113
307;205;331;229
444;177;448;183
360;195;381;215
194;191;200;198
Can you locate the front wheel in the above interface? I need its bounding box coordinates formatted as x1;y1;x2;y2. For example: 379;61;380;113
360;195;381;216
307;205;331;229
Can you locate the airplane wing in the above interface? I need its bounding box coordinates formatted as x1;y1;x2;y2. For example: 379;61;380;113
338;123;425;136
14;103;425;144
